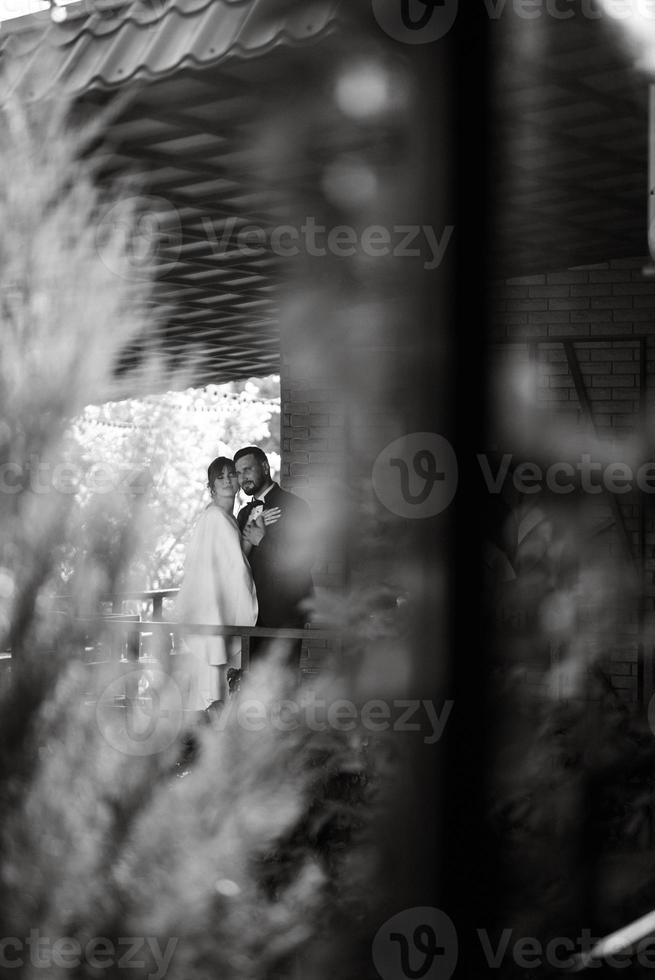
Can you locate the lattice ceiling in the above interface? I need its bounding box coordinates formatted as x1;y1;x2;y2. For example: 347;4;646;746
0;1;652;388
492;12;650;277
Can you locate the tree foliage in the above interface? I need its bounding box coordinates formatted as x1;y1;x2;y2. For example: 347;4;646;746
61;379;280;591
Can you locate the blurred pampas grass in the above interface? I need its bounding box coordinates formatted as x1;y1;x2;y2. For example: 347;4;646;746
0;80;155;651
0;76;379;979
1;657;375;980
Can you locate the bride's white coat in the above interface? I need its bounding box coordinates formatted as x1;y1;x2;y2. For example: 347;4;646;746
175;504;258;708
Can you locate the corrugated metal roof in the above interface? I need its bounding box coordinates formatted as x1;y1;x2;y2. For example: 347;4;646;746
0;0;344;95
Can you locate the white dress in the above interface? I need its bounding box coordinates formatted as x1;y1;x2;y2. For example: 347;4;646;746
175;504;258;709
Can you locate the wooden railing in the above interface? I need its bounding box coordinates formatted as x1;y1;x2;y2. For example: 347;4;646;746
97;588;179;621
51;588;180;621
86;619;341;671
0;593;340;689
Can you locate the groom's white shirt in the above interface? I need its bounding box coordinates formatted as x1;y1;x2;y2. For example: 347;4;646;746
244;481;275;522
234;481;274;517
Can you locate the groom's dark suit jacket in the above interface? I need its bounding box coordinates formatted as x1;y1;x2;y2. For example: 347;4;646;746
237;483;314;629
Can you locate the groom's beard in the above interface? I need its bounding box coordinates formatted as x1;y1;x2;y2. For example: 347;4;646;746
243;479;268;496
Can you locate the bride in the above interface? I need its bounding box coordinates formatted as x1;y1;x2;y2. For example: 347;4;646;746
175;455;279;711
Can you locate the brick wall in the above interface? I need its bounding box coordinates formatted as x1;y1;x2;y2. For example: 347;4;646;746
280;353;348;595
491;257;655;344
279;257;655;694
280;343;410;584
490;257;655;703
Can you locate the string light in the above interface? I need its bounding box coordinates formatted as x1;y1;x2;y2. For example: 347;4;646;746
49;0;68;23
74;389;280;434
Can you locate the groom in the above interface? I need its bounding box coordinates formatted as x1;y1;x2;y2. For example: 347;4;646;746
234;446;314;668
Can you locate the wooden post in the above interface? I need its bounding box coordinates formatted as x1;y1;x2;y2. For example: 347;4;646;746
241;632;250;673
127;625;140;662
639;336;652;706
649;84;655;264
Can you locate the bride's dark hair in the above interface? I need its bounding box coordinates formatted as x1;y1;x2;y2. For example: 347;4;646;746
207;456;236;494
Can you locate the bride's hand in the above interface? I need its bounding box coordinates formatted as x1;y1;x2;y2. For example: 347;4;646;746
243;513;266;547
263;507;281;526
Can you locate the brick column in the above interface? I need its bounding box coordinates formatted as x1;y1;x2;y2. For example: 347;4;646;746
489;257;655;702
